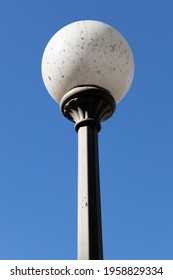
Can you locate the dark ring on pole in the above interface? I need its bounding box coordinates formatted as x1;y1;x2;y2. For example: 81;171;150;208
75;118;101;132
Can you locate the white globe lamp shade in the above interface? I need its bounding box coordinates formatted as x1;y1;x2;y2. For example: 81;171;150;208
41;20;134;104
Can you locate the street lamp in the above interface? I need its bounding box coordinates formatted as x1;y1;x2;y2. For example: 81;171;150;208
41;20;134;260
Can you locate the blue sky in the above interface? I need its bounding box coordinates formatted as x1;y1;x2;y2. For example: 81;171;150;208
0;0;173;260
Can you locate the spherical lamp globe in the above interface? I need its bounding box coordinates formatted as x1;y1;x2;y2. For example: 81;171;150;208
41;20;134;106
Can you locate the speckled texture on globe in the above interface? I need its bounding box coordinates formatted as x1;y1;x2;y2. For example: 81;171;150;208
41;20;134;104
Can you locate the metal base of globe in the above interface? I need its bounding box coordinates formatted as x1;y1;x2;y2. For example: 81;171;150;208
60;86;116;132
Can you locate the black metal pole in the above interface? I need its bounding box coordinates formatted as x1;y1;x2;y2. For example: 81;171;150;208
87;126;103;259
77;125;103;259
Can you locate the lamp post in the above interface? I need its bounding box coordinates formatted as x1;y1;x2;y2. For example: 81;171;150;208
41;20;134;260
